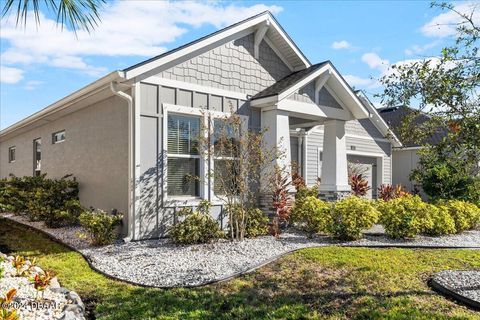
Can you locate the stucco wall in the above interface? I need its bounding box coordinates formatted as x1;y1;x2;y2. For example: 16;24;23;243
0;95;129;217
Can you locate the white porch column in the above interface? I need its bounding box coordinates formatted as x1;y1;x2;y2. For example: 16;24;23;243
319;119;350;199
260;109;292;191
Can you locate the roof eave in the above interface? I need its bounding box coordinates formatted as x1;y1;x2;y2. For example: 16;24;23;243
0;71;125;139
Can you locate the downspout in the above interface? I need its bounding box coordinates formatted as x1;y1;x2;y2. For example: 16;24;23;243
110;81;134;242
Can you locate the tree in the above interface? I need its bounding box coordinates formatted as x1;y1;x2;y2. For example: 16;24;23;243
380;1;480;201
199;108;278;241
2;0;105;33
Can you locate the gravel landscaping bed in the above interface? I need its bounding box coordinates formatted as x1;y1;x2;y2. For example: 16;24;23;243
2;213;480;288
0;252;86;320
431;270;480;310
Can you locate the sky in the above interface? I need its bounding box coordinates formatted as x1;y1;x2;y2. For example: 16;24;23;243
0;0;478;129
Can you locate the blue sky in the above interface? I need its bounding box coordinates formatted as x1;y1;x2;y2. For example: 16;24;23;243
1;1;476;129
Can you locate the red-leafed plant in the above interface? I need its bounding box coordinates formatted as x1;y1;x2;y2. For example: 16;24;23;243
349;173;371;197
32;271;53;300
0;289;19;320
291;162;305;192
271;167;293;238
378;184;409;201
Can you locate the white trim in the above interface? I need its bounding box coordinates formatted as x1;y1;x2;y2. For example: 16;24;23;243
161;103;248;204
142;77;248;101
276;99;353;121
314;70;331;104
308;127;392;144
356;91;402;147
278;65;330;101
394;146;422;151
0;71;124;139
254;20;270;59
264;36;294;71
126;12;309;80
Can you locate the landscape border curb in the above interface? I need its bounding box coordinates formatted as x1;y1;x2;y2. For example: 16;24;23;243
2;215;480;289
429;276;480;311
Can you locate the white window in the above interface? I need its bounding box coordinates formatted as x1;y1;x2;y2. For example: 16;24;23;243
52;130;65;144
212;119;240;195
33;138;41;176
8;146;15;163
167;114;201;197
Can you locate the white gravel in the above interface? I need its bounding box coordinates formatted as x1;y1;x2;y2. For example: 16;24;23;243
2;213;480;288
0;253;85;320
432;270;480;306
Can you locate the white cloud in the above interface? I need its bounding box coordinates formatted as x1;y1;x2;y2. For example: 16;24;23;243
331;40;351;50
0;66;24;84
24;80;43;90
421;2;479;38
405;40;441;56
343;74;379;89
0;1;283;76
361;52;389;74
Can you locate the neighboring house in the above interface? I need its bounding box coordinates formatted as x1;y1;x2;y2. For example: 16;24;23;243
378;105;447;192
0;11;400;240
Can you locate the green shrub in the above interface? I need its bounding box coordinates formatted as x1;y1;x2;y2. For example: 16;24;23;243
169;201;224;245
438;199;480;233
327;196;378;240
423;204;456;236
291;196;331;236
290;186;318;223
44;200;84;228
378;195;434;239
79;209;123;245
244;208;269;238
0;174;79;225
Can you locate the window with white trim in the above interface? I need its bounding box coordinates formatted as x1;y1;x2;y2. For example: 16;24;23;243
8;146;15;163
213;118;240;195
52;130;65;144
167;114;201;197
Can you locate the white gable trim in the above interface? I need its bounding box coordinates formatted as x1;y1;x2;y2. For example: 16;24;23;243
251;63;370;120
125;12;309;80
356;91;402;147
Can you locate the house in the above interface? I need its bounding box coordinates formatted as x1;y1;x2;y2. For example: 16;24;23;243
378;105;447;192
0;11;401;240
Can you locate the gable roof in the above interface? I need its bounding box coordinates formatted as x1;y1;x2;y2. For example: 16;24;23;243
124;11;311;80
378;106;447;147
250;61;370;120
252;62;328;100
355;92;402;147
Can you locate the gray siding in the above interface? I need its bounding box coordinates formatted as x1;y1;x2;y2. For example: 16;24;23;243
392;149;421;191
305;127;392;188
345;118;385;139
288;85;343;110
0;96;129;224
157;34;291;96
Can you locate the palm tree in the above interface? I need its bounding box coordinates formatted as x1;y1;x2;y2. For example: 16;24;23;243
2;0;105;33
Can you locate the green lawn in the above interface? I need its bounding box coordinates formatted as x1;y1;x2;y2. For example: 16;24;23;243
1;218;479;320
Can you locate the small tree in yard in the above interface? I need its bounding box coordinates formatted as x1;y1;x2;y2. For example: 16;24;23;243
380;2;480;203
199;108;277;241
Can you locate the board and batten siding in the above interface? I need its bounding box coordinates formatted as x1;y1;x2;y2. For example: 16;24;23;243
305;126;392;188
0;95;129;230
136;81;263;239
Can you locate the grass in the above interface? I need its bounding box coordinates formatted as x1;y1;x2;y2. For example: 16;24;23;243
1;218;479;320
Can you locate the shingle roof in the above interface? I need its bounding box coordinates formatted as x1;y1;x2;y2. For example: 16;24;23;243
251;61;329;100
378;106;447;147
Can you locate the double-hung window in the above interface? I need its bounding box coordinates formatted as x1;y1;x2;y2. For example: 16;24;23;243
212;118;240;196
167;114;201;197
